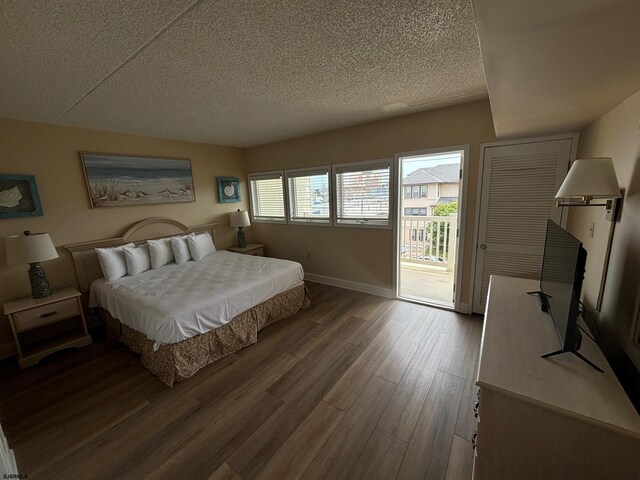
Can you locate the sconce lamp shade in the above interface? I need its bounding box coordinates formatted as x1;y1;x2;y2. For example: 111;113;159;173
6;232;58;265
555;158;621;200
230;210;251;228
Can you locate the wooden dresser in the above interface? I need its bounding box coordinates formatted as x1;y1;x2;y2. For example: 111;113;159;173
474;276;640;480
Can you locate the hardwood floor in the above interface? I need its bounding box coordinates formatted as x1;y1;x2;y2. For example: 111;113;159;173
0;282;483;480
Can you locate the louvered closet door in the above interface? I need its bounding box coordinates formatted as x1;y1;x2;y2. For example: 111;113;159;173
472;138;573;313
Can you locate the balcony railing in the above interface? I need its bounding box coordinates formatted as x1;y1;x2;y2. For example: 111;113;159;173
400;215;457;270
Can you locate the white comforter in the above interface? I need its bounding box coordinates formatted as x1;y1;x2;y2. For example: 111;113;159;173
89;250;304;347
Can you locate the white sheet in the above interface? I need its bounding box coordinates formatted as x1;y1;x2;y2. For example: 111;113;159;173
89;250;304;347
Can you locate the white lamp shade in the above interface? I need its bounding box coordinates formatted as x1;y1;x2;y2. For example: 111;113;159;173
230;210;251;228
555;158;621;199
6;232;59;265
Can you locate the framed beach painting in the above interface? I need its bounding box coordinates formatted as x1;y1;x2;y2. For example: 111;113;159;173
0;174;43;219
217;176;241;203
80;153;196;208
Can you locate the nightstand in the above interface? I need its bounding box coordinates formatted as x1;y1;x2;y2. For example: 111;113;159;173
4;287;92;368
228;243;266;256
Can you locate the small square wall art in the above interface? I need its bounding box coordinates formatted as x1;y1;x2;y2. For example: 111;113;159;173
0;175;43;219
218;177;240;203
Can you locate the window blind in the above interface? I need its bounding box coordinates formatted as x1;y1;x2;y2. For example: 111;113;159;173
248;172;285;222
286;167;330;224
334;160;391;226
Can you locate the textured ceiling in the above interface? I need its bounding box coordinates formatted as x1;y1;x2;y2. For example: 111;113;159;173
0;0;487;147
473;0;640;139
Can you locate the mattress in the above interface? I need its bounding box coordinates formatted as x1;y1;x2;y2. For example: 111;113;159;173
89;250;304;346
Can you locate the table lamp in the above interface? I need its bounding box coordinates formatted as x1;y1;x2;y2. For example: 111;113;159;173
230;209;250;248
6;231;59;298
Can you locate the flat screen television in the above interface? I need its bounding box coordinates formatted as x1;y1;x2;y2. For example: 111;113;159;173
531;219;602;371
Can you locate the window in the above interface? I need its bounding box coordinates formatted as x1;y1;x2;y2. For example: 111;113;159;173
404;186;412;199
411;229;417;241
334;159;391;227
420;185;428;198
411;186;420;198
248;172;286;223
418;229;424;241
286;167;331;224
403;208;427;216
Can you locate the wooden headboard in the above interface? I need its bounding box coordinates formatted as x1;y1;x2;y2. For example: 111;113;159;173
64;217;219;293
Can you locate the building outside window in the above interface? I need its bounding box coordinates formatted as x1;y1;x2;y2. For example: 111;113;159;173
401;163;459;218
403;207;427;216
401;162;460;261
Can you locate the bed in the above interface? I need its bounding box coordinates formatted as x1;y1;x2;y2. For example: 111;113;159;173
65;217;310;386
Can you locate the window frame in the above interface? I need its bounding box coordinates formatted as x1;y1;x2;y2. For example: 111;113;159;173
284;165;332;226
332;158;393;229
247;171;287;224
404;207;427;216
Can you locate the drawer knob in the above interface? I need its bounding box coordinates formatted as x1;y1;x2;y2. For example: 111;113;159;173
40;311;57;318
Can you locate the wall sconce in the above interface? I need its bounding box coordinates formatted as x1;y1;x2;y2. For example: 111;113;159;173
555;157;622;220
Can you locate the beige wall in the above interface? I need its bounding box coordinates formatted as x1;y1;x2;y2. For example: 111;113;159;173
567;89;640;371
245;100;496;306
0;118;246;351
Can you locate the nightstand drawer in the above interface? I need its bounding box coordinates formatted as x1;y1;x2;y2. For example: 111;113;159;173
13;298;80;332
228;244;266;257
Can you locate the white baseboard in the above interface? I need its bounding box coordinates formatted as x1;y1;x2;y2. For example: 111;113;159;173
304;274;474;314
304;273;395;299
0;342;16;360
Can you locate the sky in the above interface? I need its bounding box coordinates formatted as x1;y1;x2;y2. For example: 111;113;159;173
401;152;462;176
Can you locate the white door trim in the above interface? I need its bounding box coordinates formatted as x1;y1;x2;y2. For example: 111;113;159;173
393;144;470;313
470;133;579;314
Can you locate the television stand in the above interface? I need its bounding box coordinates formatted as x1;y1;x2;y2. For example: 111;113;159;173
540;348;604;372
526;290;550;312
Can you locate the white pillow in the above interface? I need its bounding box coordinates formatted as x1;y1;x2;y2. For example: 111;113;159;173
123;244;151;276
171;234;194;264
148;237;175;269
187;232;216;261
95;243;135;281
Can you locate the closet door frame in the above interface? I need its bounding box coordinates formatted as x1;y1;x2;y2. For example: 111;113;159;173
470;133;579;314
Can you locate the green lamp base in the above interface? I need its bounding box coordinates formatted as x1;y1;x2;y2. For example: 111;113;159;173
28;262;52;299
237;227;247;248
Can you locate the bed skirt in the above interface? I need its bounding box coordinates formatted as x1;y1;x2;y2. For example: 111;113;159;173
100;283;310;386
